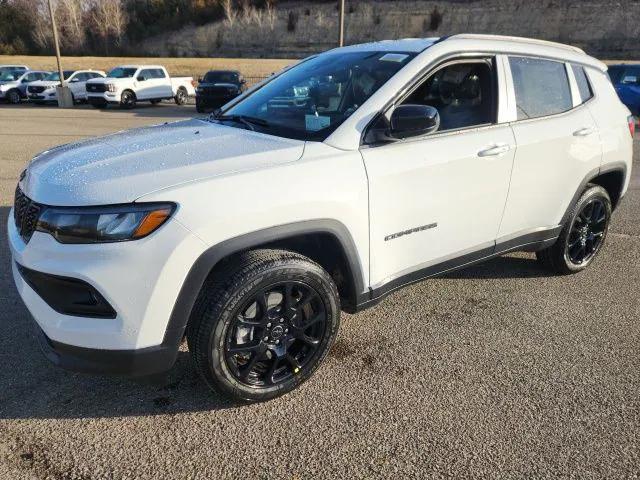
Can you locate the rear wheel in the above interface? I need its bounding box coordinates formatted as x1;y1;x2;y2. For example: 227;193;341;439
119;90;136;109
174;87;188;105
6;89;21;104
537;184;611;274
187;249;340;402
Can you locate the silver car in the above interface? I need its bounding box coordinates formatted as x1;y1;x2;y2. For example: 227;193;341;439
0;70;50;104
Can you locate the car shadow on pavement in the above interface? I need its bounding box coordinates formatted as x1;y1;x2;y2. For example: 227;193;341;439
0;207;237;419
1;102;199;121
441;254;550;280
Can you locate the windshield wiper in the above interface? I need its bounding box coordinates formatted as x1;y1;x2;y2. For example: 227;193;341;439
214;114;270;131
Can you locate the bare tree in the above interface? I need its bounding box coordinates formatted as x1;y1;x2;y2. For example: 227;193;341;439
222;0;236;27
87;0;127;54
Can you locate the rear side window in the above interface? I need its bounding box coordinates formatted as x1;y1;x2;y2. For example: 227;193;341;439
153;69;167;78
571;65;593;103
509;56;573;120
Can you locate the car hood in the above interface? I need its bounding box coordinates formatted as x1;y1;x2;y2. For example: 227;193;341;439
87;77;128;85
20;118;305;206
0;80;18;87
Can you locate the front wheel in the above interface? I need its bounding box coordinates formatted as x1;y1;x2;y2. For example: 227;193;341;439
119;90;136;109
187;249;340;403
7;89;21;104
537;184;612;274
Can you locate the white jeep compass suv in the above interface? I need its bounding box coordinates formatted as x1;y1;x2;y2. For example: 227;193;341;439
9;35;634;402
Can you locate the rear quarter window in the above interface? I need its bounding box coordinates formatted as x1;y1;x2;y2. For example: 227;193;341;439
571;65;593;103
509;56;573;120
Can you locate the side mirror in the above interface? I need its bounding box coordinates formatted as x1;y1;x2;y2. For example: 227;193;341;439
389;104;440;139
622;75;638;84
240;78;246;84
70;77;80;83
137;75;146;82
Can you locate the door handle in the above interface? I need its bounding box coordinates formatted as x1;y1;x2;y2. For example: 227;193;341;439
478;144;511;157
573;127;595;137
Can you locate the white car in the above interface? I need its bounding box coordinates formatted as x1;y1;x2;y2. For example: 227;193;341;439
0;64;28;74
85;65;196;108
9;35;633;402
27;70;106;104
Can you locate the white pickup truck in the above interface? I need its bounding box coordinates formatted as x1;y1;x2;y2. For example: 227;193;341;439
85;65;196;109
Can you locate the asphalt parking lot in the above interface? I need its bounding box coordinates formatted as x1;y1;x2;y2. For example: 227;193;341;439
0;103;638;479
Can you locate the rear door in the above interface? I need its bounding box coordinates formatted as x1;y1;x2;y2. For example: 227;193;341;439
497;56;601;241
153;68;172;98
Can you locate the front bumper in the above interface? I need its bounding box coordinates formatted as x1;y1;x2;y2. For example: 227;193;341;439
8;208;209;374
35;322;179;376
28;92;56;102
87;92;120;105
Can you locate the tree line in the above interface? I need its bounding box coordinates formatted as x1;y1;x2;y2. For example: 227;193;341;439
0;0;282;56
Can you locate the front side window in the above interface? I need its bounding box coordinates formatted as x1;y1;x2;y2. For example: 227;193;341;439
509;57;572;120
571;65;593;104
400;59;496;131
216;51;416;141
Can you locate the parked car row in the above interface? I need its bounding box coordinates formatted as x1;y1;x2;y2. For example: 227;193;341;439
0;63;251;111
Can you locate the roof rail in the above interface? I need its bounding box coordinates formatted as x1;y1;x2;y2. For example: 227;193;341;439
448;34;586;54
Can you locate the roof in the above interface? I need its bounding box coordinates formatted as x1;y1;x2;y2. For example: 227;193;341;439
328;34;605;71
329;38;439;54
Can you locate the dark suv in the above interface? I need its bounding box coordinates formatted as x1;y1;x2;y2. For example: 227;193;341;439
196;70;246;113
608;64;640;115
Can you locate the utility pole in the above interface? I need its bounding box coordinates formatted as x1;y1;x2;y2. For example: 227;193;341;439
338;0;345;47
47;0;64;85
47;0;73;107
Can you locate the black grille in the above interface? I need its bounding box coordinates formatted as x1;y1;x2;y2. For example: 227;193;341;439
202;86;234;96
28;86;46;94
13;187;43;243
86;83;106;93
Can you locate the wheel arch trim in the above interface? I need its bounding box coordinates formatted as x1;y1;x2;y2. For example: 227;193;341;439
161;219;366;350
560;162;627;226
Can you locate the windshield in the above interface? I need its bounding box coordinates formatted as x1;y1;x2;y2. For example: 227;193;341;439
44;71;74;81
0;70;22;82
216;51;415;141
108;67;138;78
203;71;239;84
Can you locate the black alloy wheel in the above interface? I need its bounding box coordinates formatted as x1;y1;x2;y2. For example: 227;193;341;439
565;197;608;265
537;184;612;274
187;249;340;402
224;281;327;387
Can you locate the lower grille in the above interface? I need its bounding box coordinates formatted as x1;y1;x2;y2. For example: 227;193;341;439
13;187;42;243
28;86;46;94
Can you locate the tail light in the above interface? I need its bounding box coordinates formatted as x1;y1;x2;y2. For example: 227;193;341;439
628;115;636;137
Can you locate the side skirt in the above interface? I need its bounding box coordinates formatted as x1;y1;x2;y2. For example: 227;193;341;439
353;226;561;312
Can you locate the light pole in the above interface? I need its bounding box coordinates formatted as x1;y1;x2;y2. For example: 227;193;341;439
46;0;73;107
338;0;345;47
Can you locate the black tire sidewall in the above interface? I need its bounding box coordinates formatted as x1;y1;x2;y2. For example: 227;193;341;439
204;262;339;402
560;185;612;272
7;90;20;104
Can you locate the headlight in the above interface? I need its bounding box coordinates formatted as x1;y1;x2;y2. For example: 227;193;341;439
36;203;175;244
106;83;116;93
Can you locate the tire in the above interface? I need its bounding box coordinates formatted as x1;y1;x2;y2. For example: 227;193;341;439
150;99;161;105
187;249;340;403
536;184;612;274
119;90;136;109
174;87;188;105
6;89;21;104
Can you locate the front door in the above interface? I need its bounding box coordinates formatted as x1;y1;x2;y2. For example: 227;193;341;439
361;57;515;290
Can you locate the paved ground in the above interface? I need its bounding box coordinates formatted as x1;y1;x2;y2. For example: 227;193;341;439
0;103;638;479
